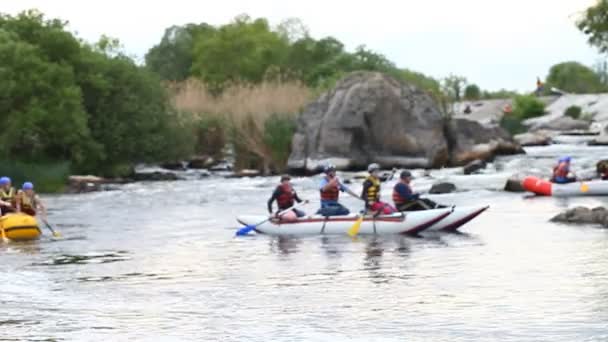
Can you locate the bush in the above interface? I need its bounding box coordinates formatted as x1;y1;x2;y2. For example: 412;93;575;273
0;160;70;193
263;114;296;172
512;95;545;119
499;115;527;135
564;105;582;119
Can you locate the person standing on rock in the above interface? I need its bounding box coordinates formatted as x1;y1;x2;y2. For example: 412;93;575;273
317;164;359;216
267;175;306;218
361;163;397;215
551;156;576;184
392;171;444;211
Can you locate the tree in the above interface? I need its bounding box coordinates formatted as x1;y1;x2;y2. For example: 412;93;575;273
546;61;607;94
442;75;467;101
464;84;481;100
577;0;608;54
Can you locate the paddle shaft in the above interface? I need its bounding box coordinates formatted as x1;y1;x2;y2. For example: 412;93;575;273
236;200;308;236
41;218;60;236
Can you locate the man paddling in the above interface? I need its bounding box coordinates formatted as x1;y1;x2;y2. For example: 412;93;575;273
551;156;576;184
0;177;16;215
361;163;396;215
392;171;444;211
267;175;306;218
317;164;359;216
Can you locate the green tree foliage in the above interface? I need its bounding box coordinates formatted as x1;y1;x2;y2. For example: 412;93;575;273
512;95;545;119
464;84;481;100
564;105;582;119
546;61;607;94
577;0;608;54
0;10;192;179
442;75;468;101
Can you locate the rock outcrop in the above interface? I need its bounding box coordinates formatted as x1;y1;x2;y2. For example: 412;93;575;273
429;182;456;194
529;116;590;132
514;131;553;146
288;72;523;173
551;206;608;227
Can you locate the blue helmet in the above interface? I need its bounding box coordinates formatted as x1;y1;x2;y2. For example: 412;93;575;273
22;182;34;190
0;177;11;185
559;156;571;163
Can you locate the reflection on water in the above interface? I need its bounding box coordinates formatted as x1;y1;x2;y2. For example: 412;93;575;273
3;148;608;340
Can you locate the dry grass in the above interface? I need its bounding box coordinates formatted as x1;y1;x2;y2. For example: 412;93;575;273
169;78;313;172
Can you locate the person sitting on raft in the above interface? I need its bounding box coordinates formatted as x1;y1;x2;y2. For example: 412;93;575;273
267;175;306;218
16;182;46;219
0;176;16;215
551;156;576;184
317;164;359;216
361;163;397;215
392;171;445;211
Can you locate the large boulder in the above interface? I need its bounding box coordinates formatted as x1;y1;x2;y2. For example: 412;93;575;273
551;206;608;227
445;119;524;165
514;131;553;146
531;116;590;132
429;182;456;194
287;72;448;173
287;72;523;173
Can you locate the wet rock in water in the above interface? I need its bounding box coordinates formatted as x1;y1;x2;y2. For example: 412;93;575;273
200;170;211;178
224;169;261;178
209;161;233;172
429;182;456;194
514;131;553;146
550;206;606;225
531;116;590;132
160;161;186;171
463;159;486;175
503;177;526;192
188;156;215;169
588;136;608;146
343;178;352;184
67;175;107;193
132;171;181;181
446;118;524;166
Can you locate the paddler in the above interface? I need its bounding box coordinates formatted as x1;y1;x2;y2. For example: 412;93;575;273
267;175;306;218
0;176;16;215
16;182;46;219
551;156;576;184
361;163;396;215
317;164;359;216
392;171;445;211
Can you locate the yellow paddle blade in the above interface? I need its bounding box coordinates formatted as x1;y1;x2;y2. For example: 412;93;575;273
347;215;364;237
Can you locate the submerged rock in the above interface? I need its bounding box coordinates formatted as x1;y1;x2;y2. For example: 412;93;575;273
463;159;486;175
429;182;456;194
550;206;608;227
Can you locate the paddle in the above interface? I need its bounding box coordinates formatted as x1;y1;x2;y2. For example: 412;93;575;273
41;218;61;237
235;200;308;236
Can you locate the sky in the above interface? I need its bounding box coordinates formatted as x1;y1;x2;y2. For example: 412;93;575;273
1;0;602;92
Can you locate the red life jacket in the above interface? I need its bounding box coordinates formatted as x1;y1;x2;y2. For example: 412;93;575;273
392;183;410;205
320;178;339;201
553;162;569;178
276;184;295;209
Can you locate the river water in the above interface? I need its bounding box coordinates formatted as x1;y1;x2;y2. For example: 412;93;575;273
2;142;608;341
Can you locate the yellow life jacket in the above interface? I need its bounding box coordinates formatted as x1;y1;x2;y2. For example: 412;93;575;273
365;175;381;203
18;190;37;211
0;187;15;201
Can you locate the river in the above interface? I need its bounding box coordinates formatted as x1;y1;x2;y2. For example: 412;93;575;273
2;142;608;341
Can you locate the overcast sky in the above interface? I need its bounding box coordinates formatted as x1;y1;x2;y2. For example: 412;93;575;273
1;0;602;92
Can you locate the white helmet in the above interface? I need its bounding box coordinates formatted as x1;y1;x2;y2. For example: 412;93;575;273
367;163;380;172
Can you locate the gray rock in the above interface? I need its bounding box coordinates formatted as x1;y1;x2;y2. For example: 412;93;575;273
429;182;456;194
588;136;608;146
67;175;107;193
463;159;487;175
160;161;186;171
287;71;524;173
132;171;181;181
531;116;590;132
550;206;595;224
224;169;261;178
188;156;215;169
446;119;524;166
514;131;553;146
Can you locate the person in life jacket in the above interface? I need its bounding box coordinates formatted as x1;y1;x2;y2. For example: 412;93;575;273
16;182;46;218
0;176;16;215
551;156;576;184
317;164;359;216
392;171;445;211
597;160;608;180
267;175;306;218
361;163;396;215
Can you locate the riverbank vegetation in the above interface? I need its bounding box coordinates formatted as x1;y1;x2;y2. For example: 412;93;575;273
3;4;608;190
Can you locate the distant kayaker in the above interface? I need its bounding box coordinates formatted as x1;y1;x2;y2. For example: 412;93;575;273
317;164;359;216
551;156;576;184
361;163;396;215
16;182;46;219
0;176;16;215
267;175;306;218
392;171;444;211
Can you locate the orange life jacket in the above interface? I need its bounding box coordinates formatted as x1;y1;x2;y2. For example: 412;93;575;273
553;162;569;178
276;184;295;209
320;178;339;201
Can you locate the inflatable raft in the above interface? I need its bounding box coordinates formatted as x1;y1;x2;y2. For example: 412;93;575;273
237;208;473;236
425;205;489;232
1;213;41;241
522;176;608;197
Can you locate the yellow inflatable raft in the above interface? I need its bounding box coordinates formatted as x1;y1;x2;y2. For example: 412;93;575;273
1;213;41;241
